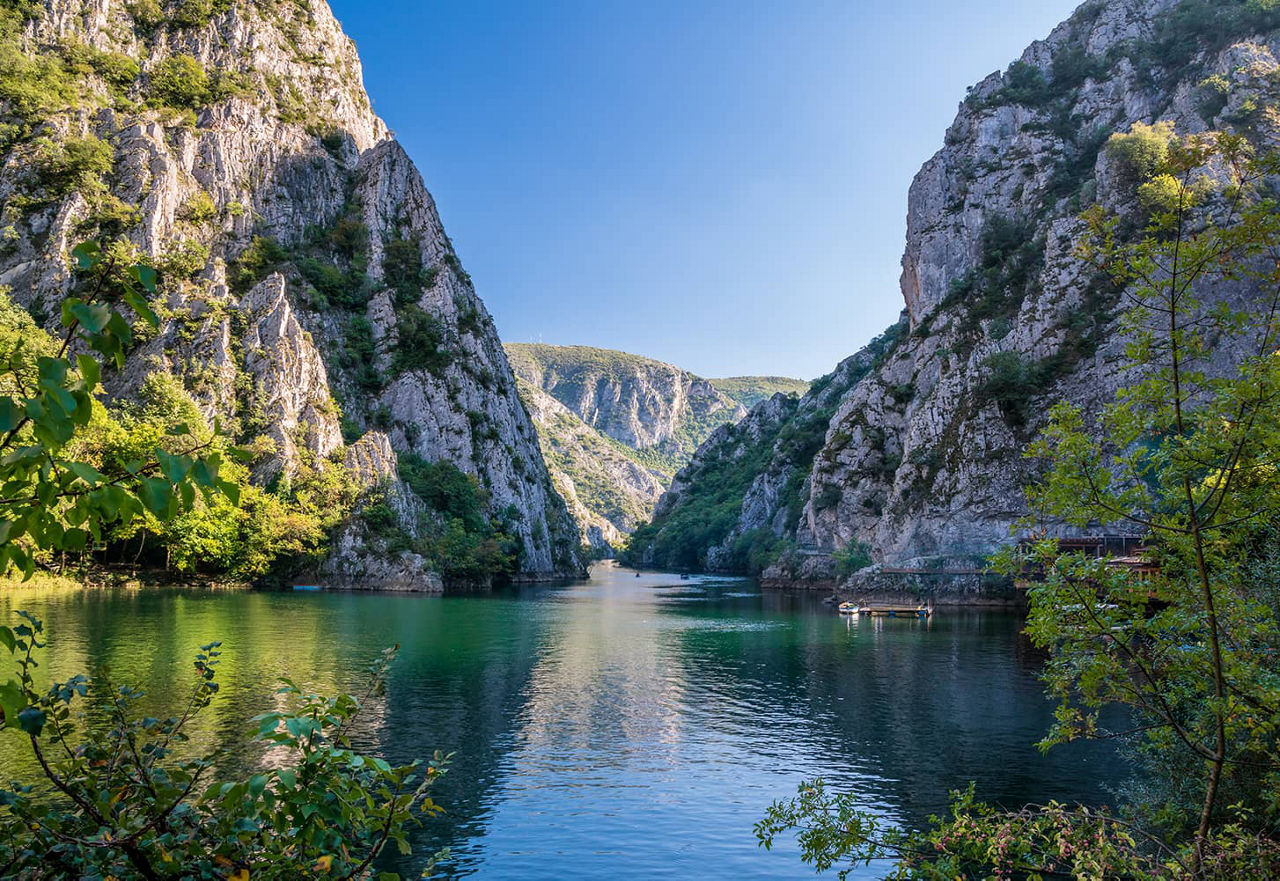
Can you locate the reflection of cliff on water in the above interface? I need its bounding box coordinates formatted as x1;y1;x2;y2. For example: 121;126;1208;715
0;587;556;875
657;586;1127;828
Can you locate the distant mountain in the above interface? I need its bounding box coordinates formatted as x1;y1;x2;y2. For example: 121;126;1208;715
505;344;804;551
710;377;811;410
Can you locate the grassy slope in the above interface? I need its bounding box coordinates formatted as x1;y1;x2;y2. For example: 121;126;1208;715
709;376;810;410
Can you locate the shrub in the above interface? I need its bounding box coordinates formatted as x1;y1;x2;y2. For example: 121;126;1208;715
1106;121;1176;181
975;351;1054;429
172;0;233;29
156;239;210;281
341;315;383;392
127;0;164;32
0;616;448;878
147;54;209;109
383;237;423;305
177;189;217;225
391;304;451;374
36;134;113;199
1196;74;1230;123
228;235;287;293
833;540;872;578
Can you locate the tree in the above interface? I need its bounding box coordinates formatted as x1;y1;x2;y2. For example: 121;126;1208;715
756;131;1280;877
0;614;448;878
0;242;233;578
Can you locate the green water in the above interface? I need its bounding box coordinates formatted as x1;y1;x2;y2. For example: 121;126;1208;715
0;564;1125;878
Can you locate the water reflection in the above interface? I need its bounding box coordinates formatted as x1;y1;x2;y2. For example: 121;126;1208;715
0;565;1126;879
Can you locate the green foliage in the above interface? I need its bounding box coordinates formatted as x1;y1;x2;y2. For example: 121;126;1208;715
228;236;288;293
974;351;1055;429
60;41;140;94
943;215;1045;338
382;237;425;306
707;376;809;410
399;454;488;534
127;0;165;33
756;779;1280;880
0;242;233;579
832;540;871;578
391;305;452;375
384;454;520;585
337;315;382;392
178;189;218;226
0;614;449;878
1106;120;1177;181
35;134;113;201
98;373;358;580
1197;74;1231;123
172;0;234;29
147;54;210;110
0;10;84;130
155;239;210;281
760;131;1280;881
623;321;905;573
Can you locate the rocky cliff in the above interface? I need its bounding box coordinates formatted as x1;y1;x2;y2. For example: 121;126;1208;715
633;0;1280;583
505;343;807;552
0;0;583;584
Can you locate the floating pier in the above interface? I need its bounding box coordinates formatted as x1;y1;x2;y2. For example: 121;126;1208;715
839;601;933;618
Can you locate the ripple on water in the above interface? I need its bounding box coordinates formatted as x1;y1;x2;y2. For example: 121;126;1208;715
0;567;1128;880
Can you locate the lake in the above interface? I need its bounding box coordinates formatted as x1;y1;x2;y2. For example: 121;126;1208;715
0;563;1125;878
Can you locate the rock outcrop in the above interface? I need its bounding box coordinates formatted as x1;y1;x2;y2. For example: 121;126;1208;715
0;0;584;583
634;0;1280;585
506;343;806;552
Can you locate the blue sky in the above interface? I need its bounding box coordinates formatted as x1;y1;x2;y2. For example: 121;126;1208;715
327;0;1081;380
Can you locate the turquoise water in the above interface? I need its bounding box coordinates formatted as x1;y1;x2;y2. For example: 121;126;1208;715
0;564;1124;878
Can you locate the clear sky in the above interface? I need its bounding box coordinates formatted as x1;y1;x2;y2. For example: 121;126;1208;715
327;0;1081;381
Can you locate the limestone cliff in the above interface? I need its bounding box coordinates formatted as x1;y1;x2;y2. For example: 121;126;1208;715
506;344;808;552
0;0;583;583
505;343;743;551
634;0;1280;582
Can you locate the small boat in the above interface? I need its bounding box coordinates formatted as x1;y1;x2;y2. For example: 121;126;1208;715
680;573;691;580
838;601;859;615
292;585;321;592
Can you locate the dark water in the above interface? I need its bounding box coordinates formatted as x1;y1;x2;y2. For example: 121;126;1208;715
0;564;1125;878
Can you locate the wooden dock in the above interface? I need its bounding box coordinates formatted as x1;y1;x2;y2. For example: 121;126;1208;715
840;601;933;618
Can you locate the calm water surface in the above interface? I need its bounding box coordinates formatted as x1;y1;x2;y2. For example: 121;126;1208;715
0;563;1126;878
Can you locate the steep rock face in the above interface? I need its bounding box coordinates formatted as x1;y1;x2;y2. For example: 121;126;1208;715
506;343;756;552
639;0;1280;579
0;0;583;581
517;377;665;550
505;344;745;459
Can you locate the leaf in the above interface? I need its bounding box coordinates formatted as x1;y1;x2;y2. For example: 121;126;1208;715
0;679;24;725
138;477;173;517
16;706;45;735
128;263;158;294
66;462;105;486
76;354;101;392
0;398;21;433
70;241;100;269
216;478;240;506
0;627;13;653
69;302;112;334
122;288;159;328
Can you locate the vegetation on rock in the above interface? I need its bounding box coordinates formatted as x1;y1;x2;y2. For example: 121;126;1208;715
758;127;1280;881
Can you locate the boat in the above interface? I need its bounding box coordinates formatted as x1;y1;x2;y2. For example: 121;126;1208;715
292;585;321;592
680;573;691;580
838;601;859;615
